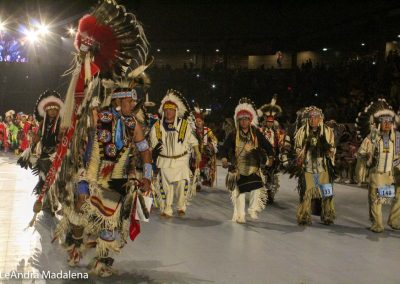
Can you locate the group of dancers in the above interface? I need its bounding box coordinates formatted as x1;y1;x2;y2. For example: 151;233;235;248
13;0;400;278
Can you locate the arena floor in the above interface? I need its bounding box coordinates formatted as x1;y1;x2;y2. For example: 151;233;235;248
0;152;399;284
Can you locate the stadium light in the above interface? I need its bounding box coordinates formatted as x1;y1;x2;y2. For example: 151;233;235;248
37;23;49;35
68;27;76;36
26;29;39;43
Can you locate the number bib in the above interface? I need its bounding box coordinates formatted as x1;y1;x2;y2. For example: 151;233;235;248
319;183;333;197
377;185;395;198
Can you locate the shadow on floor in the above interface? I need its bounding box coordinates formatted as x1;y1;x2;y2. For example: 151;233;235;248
157;215;223;228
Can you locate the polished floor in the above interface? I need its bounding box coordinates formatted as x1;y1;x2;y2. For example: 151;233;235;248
0;152;399;284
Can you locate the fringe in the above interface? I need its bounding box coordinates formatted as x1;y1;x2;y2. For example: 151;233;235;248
226;171;238;192
151;177;162;208
230;187;239;206
111;149;129;179
322;206;336;221
63;178;77;207
271;174;280;194
260;172;266;184
119;219;130;247
257;188;267;211
88;182;101;196
19;147;31;162
46;184;59;213
187;169;199;201
64;206;87;227
81;197;122;235
301;184;322;201
375;197;394;205
310;186;322;199
86;138;100;183
96;237;121;258
52;217;70;243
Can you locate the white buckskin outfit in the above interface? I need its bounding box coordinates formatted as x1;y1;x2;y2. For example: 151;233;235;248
150;89;200;217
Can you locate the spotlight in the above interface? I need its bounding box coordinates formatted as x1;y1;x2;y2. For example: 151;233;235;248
322;48;328;52
37;24;49;35
216;49;220;52
211;84;216;89
196;74;200;78
186;49;190;53
68;27;76;36
157;48;161;52
26;29;39;43
0;22;5;32
361;43;365;46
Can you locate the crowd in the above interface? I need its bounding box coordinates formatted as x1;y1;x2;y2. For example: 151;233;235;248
0;110;39;154
147;50;400;125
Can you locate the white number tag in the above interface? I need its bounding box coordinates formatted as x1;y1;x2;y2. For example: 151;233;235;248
377;185;395;198
320;184;333;197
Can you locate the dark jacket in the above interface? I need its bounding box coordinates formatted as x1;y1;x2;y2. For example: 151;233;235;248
221;126;273;166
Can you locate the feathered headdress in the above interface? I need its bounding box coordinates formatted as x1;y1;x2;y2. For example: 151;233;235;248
234;97;258;128
5;110;15;118
303;106;323;119
159;89;191;119
75;0;150;78
294;107;307;134
193;105;210;121
35;90;64;122
355;98;396;138
258;94;282;121
62;0;151;128
100;70;153;108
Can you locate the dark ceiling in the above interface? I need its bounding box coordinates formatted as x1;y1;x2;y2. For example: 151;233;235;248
1;0;400;54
